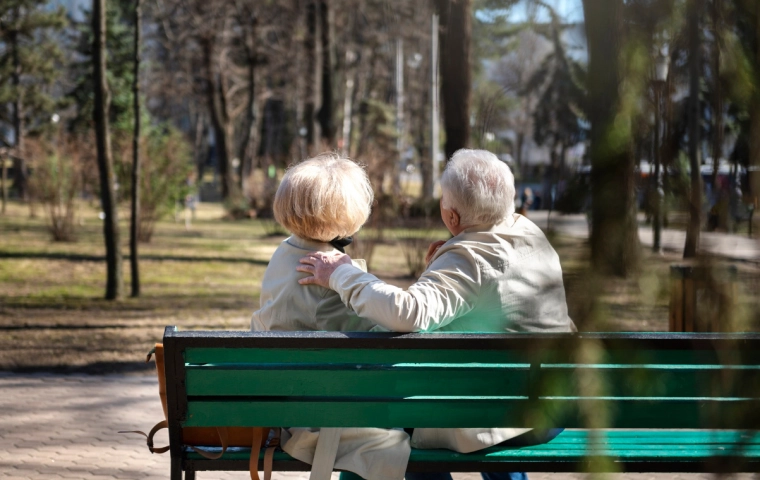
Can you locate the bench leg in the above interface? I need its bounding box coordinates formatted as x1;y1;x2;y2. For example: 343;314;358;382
171;456;182;480
185;469;196;480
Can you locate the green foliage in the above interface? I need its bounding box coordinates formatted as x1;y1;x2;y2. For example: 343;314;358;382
68;0;135;133
0;0;66;137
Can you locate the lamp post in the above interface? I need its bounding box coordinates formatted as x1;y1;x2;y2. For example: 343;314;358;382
651;50;669;252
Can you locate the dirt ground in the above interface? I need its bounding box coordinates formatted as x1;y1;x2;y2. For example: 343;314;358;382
1;201;758;374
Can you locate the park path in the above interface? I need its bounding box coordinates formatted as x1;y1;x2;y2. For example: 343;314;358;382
529;212;760;263
0;373;756;480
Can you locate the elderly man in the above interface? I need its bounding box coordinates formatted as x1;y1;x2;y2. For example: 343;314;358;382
298;149;575;480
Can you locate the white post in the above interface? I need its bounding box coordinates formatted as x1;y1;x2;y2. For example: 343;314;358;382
341;51;356;157
431;13;441;198
395;38;405;195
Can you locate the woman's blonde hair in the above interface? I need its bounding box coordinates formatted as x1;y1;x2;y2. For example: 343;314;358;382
273;153;373;242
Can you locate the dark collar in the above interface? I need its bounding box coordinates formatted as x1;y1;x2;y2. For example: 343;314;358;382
329;236;353;253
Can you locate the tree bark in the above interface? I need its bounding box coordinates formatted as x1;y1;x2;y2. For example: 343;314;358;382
130;0;142;297
316;0;336;145
11;7;27;202
749;2;760;219
434;0;472;160
93;0;124;300
515;131;524;173
684;0;702;258
710;0;723;191
238;16;259;194
303;1;319;150
1;152;6;214
201;38;237;202
582;0;641;276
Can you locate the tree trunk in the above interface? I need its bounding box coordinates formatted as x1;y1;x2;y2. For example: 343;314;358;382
303;1;319;150
434;0;472;160
201;39;237;202
93;0;124;300
710;0;723;191
239;21;259;195
418;82;433;201
582;0;641;276
749;2;760;218
515;131;524;174
129;0;142;298
1;153;6;214
194;113;207;185
316;0;336;145
684;0;702;258
11;8;27;202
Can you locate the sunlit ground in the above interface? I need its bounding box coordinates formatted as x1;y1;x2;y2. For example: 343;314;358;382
1;200;757;372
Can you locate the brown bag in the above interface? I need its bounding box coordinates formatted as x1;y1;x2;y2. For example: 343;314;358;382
121;343;278;480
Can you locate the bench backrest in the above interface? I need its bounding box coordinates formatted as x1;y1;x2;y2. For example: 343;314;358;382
162;327;760;432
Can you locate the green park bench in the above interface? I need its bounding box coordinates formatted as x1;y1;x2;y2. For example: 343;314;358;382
162;326;760;479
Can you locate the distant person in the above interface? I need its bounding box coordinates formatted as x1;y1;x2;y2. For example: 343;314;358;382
298;149;575;480
251;153;409;480
518;187;533;216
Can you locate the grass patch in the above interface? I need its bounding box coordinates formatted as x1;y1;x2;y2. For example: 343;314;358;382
2;200;758;372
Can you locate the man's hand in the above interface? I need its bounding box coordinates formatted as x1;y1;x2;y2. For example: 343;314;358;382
297;251;353;288
425;240;447;264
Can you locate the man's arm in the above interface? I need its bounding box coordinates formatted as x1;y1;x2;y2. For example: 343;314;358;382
298;250;480;332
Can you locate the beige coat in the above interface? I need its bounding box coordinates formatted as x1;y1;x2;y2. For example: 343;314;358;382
328;214;576;453
251;235;410;480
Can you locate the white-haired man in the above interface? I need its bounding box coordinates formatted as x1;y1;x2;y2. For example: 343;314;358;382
298;149;575;480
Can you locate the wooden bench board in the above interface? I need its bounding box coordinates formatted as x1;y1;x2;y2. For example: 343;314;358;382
184;430;760;473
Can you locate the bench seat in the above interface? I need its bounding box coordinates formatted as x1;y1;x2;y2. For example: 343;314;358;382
185;430;760;473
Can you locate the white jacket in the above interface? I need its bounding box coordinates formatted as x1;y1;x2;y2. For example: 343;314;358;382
251;235;410;480
328;214;576;452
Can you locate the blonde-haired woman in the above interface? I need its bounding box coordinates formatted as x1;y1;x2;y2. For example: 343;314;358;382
252;152;375;332
251;153;410;480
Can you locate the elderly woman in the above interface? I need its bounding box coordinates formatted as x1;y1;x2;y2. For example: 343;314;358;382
251;153;409;480
298;149;575;480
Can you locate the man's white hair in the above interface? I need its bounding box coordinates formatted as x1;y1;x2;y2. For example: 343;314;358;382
440;149;516;226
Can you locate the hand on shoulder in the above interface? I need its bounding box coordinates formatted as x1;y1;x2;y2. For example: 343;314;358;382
297;251;353;288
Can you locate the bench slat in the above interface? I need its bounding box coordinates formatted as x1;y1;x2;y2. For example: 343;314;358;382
184;364;760;399
184;347;760;366
184;398;760;429
184;430;760;473
186;365;530;397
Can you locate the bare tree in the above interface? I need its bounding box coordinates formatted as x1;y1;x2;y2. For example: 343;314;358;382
434;0;473;160
684;0;703;258
495;29;548;173
129;0;142;297
583;0;641;276
316;0;337;145
748;1;760;223
93;0;124;299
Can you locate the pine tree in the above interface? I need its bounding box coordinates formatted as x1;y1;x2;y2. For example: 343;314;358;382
68;0;135;133
529;14;587;180
0;0;66;200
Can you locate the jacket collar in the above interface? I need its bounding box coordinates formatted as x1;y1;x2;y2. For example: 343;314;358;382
286;235;337;252
459;214;519;237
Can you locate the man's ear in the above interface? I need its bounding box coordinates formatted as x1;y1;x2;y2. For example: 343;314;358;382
448;208;460;227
